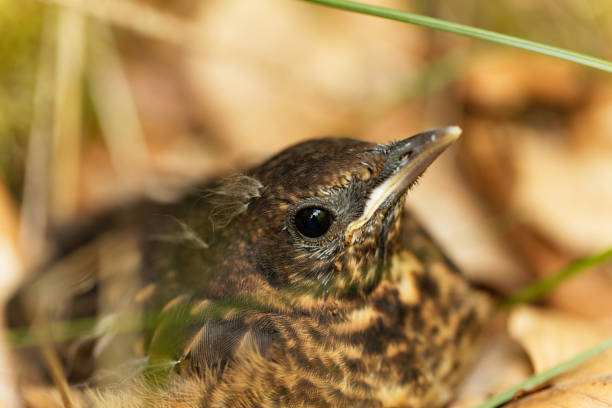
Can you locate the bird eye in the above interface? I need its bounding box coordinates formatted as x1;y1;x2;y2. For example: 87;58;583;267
294;207;332;238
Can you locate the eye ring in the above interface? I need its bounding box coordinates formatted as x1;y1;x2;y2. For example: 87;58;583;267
294;207;333;239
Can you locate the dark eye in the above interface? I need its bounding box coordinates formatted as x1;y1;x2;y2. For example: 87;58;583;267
295;207;332;238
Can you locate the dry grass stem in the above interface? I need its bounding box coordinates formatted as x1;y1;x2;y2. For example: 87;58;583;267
51;8;85;223
88;22;154;196
39;0;198;47
19;10;57;269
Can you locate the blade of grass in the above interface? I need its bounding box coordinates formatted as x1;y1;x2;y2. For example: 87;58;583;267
5;287;299;348
499;246;612;308
302;0;612;73
475;337;612;408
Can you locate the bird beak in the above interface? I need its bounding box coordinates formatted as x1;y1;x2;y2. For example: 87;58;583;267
383;125;462;189
345;127;461;241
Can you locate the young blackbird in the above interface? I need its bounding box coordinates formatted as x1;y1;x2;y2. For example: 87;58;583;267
11;127;491;407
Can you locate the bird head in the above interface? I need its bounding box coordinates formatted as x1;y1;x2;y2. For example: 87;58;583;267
214;127;462;298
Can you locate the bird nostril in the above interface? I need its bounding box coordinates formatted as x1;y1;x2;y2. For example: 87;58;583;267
399;149;415;162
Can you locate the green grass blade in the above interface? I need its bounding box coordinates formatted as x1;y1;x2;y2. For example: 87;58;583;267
499;246;612;308
302;0;612;73
475;337;612;408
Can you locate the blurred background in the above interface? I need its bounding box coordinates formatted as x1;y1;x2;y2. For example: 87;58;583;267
1;0;612;406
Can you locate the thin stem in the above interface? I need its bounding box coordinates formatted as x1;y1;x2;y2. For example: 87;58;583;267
475;337;612;408
500;247;612;308
303;0;612;73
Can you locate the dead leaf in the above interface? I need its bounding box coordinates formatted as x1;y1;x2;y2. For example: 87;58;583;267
505;375;612;408
185;0;426;158
570;82;612;151
513;133;612;254
509;306;612;373
459;116;612;318
463;51;586;112
506;306;612;407
451;320;532;408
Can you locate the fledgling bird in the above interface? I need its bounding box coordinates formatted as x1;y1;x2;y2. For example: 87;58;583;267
11;127;491;408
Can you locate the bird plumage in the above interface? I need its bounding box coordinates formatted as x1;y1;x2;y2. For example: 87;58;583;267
9;127;491;407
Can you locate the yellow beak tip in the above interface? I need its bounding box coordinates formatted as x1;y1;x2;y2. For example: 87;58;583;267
444;126;462;140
